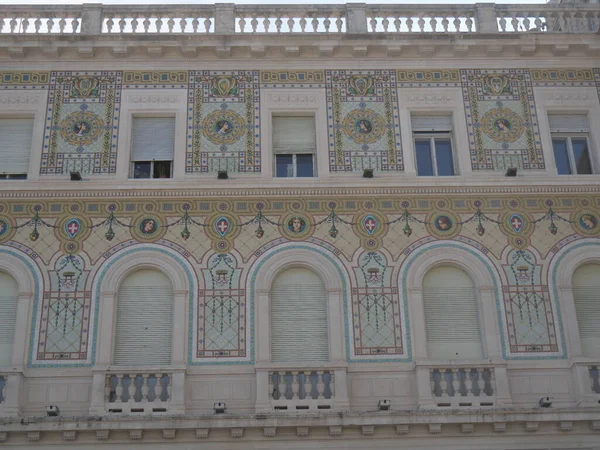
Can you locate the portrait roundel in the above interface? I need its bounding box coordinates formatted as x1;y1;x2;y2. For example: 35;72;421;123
481;107;524;143
342;109;386;145
283;214;312;240
132;215;165;242
0;217;13;242
202;110;245;145
59;111;105;146
139;218;159;236
428;212;461;239
575;211;599;235
434;215;453;232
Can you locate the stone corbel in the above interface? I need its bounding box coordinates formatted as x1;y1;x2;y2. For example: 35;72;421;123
196;428;210;439
111;46;129;58
231;428;244;438
8;47;25;59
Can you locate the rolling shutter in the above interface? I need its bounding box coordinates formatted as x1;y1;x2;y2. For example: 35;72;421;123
0;272;18;367
272;116;316;154
0;118;34;174
572;264;600;358
548;114;589;132
130;117;176;161
113;269;173;366
271;267;328;363
411;115;453;132
422;266;483;360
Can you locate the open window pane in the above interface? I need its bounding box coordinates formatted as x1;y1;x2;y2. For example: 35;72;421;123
572;138;592;174
552;138;571;175
435;139;454;176
415;140;434;176
275;154;294;177
296;154;314;177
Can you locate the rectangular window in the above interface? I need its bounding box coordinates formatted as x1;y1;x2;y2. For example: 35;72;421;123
548;114;593;175
412;115;455;176
0;118;34;180
272;116;316;178
130;117;175;179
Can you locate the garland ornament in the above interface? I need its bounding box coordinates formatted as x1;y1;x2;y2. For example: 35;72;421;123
313;203;355;238
384;201;428;237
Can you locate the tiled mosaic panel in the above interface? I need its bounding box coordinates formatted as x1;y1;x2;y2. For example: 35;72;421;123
186;71;260;173
461;69;544;171
326;70;403;172
41;71;122;175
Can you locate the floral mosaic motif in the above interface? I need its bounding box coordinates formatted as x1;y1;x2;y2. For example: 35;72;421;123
41;71;122;176
502;250;560;355
351;252;404;357
35;254;92;363
461;69;544;171
187;71;260;173
197;253;246;360
326;70;403;172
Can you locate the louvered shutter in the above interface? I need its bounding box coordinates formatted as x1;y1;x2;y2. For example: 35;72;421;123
0;118;34;174
131;117;176;161
272;116;316;154
113;269;173;366
271;268;328;363
0;272;18;367
548;114;589;132
422;266;483;360
411;115;453;132
572;264;600;358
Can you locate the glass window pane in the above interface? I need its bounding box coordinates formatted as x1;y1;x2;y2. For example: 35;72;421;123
275;154;294;178
434;139;454;176
415;140;434;176
153;161;172;179
296;154;314;177
572;138;593;174
133;161;152;179
552;138;571;175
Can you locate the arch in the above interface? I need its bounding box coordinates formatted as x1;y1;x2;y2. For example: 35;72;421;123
400;241;504;360
248;243;352;363
91;244;197;366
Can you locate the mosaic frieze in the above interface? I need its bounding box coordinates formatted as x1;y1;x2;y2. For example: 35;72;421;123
461;69;544;172
186;71;260;174
326;70;403;172
41;71;122;176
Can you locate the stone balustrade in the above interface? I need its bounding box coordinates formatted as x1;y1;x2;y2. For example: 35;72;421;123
105;372;172;414
0;3;598;35
270;370;334;411
430;367;496;408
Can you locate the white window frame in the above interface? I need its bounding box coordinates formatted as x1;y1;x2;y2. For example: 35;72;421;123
272;114;317;178
413;131;456;176
551;132;594;175
129;115;176;180
274;153;316;178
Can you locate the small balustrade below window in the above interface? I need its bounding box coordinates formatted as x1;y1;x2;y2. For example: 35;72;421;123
105;372;171;414
430;367;495;408
270;370;334;411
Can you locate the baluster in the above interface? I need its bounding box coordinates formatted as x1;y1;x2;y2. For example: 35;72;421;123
485;369;494;396
140;16;149;33
46;17;55;33
322;371;333;399
330;372;335;397
510;14;518;32
71;17;79;33
167;16;175;32
141;374;149;402
465;369;474;396
0;18;4;34
557;12;566;32
291;371;300;399
238;17;246;32
451;369;460;396
128;374;137;402
439;370;448;397
155;17;163;33
278;372;286;400
9;16;17;33
118;17;126;33
250;15;258;33
477;369;486;395
534;15;542;31
369;17;377;32
275;16;282;33
466;15;474;32
417;14;425;32
287;17;294;32
155;374;164;401
498;16;507;32
34;17;41;33
299;16;307;32
523;15;530;32
191;17;198;33
381;17;389;32
311;17;319;32
260;17;268;32
115;375;124;402
430;17;438;32
441;17;449;32
304;371;312;399
165;375;172;401
20;16;29;33
106;16;114;33
297;372;306;399
406;17;414;32
130;15;138;33
393;17;401;32
104;375;111;403
324;17;331;32
1;378;6;403
204;17;212;33
316;371;325;399
177;18;185;33
336;16;343;32
452;15;460;32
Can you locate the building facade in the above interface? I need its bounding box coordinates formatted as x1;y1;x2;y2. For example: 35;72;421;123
1;2;600;449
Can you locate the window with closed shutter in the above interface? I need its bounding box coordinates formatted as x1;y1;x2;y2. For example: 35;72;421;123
0;272;18;368
0;118;34;178
272;116;317;177
422;266;483;360
130;117;176;179
113;269;174;366
270;267;328;363
572;263;600;358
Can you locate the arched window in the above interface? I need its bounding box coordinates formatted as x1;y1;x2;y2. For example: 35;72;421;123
113;269;174;366
0;271;18;368
270;267;328;363
572;263;600;358
422;266;483;360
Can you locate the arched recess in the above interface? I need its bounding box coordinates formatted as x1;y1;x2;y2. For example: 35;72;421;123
548;239;600;358
91;244;197;367
0;248;43;368
249;243;351;365
401;241;503;361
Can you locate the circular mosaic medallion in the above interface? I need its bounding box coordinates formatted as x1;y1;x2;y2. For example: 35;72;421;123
282;213;313;241
0;216;15;243
481;108;524;143
131;214;166;242
202;110;245;145
59;111;105;146
508;235;530;250
573;210;600;236
342;109;386;145
427;211;461;239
